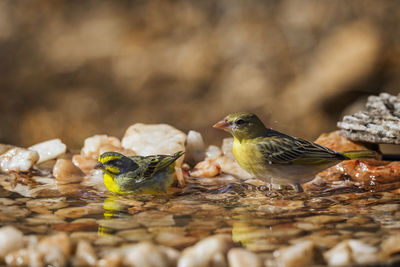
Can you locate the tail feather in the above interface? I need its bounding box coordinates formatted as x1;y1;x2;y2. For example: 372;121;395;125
173;151;185;159
341;150;377;160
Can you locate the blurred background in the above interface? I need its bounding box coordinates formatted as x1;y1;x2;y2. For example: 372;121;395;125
0;0;399;149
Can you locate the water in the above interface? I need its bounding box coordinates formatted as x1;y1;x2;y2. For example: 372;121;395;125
1;172;400;266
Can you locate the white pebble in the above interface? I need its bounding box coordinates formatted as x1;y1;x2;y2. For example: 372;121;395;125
275;240;314;267
228;248;262;267
0;226;24;260
324;241;351;266
185;130;205;166
122;123;186;166
178;234;233;267
0;148;39;173
28;138;67;164
81;135;121;160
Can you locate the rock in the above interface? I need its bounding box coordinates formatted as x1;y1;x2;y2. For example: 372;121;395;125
348;239;378;265
205;145;222;159
221;138;234;159
185;130;205;166
156;231;198;248
53;159;85;184
190;159;221;178
178;234;233;267
55;206;89;219
81;135;123;160
301;215;346;225
133;211;175;227
228;248;262;267
274;240;314;267
324;239;378;266
121;123;186;166
323;240;352;266
122;242;180;267
117;228;153;242
0;147;39;173
0;226;24;260
338;93;400;144
314;131;371;152
315;159;400;189
72;154;98;173
0;144;14;155
74;240;97;267
28;138;67;164
381;233;400;259
26;197;68;210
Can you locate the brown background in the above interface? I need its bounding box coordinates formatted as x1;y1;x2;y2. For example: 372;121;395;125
0;0;399;149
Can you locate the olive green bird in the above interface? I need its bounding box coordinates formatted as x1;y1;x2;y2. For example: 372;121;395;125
95;151;184;195
213;112;376;192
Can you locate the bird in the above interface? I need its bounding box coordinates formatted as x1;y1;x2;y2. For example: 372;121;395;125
95;151;184;195
213;112;376;192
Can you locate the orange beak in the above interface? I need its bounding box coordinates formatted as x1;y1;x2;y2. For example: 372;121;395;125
213;119;231;130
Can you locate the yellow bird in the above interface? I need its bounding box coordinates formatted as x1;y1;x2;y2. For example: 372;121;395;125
213;112;376;192
95;151;184;195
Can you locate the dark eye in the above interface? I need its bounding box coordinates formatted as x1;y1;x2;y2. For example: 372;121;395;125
235;119;245;125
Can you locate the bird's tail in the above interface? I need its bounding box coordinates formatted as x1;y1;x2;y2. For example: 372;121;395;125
341;150;377;160
173;151;185;160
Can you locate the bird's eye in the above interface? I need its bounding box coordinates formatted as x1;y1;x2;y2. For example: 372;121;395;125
235;119;246;125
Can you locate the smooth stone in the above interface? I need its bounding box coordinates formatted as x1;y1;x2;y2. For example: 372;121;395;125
156;231;198;248
190;159;221;178
28;138;67;164
381;233;400;259
221;138;234;159
81;135;122;160
54;206;89;219
133;211;175;227
205;145;222;159
97;217;140;230
0;198;15;205
94;235;124;246
0;226;24;260
274;240;314;267
74;240;97;267
302;215;347;224
185;130;205;166
348;239;378;265
0;147;39;173
228;248;262;267
0;205;31;218
70;232;99;242
178;234;233;267
323;240;352;266
121;123;186;167
72;154;97;173
53;159;85;184
0;144;14;155
117;228;153;242
122;242;180;267
26;197;68;210
25;214;65;225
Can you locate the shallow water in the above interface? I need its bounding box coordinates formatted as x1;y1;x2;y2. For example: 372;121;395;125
1;172;400;266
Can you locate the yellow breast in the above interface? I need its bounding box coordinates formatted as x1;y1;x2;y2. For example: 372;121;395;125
103;173;126;195
232;137;264;176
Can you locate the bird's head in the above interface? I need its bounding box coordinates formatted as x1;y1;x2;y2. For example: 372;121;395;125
213;112;267;141
95;152;138;176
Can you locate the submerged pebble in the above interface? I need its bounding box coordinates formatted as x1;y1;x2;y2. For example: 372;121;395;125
228;248;262;267
0;226;24;260
53;159;85;184
275;240;314;267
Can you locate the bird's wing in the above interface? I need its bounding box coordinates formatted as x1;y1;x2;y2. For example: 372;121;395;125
256;135;343;165
129;151;183;180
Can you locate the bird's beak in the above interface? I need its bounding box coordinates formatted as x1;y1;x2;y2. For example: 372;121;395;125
94;162;104;169
213;119;231;130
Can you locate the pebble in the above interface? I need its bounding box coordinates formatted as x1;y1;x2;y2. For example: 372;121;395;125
121;123;186;166
185;130;205;166
26;197;68;210
156;231;198;248
0;147;39;173
28;138;67;164
74;240;97;266
97;217;140;230
274;240;314;267
205;145;222;159
0;144;14;155
302;215;347;224
53;159;85;184
190;159;221;178
178;234;233;267
221;138;234;158
0;226;24;260
133;211;175;227
122;242;180;267
380;233;400;259
25;213;65;226
348;239;378;264
228;248;262;267
72;154;98;173
117;228;153;242
55;206;89;219
81;135;122;160
323;240;352;266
